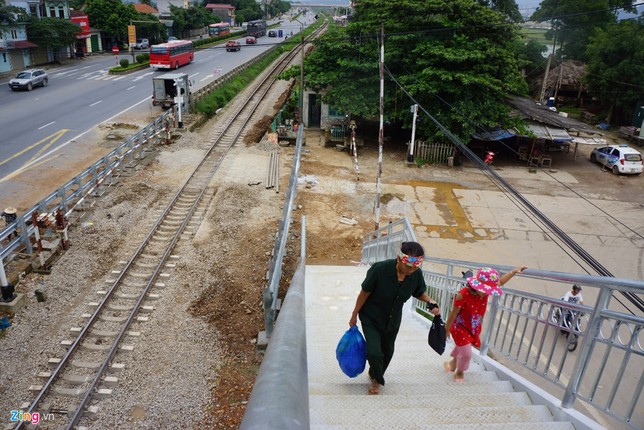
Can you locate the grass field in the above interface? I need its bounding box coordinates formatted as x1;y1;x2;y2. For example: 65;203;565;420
520;26;550;42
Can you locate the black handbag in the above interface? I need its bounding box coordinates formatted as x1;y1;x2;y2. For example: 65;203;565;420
428;314;447;355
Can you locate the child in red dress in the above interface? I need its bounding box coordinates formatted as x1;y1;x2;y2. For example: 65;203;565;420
444;266;526;381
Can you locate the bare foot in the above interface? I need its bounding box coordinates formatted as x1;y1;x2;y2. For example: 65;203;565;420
443;360;455;373
454;371;465;382
368;378;381;395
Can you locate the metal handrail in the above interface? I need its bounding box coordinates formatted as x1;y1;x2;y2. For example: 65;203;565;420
0;110;176;273
359;218;642;428
263;126;304;338
241;216;308;429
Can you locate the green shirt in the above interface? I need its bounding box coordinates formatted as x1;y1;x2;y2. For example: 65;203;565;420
359;259;426;332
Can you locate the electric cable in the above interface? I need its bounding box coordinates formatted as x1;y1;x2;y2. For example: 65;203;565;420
383;65;643;314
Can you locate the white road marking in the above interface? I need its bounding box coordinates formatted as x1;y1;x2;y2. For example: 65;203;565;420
38;122;55;130
89;100;102;107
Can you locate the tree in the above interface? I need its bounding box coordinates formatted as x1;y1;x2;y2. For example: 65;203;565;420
585;17;644;123
0;0;27;25
170;4;216;37
513;39;549;92
303;0;527;143
132;13;168;44
203;0;263;22
84;0;137;44
530;0;637;61
478;0;523;22
26;16;80;60
67;0;85;12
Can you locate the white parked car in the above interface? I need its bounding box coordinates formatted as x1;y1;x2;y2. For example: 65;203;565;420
590;144;643;175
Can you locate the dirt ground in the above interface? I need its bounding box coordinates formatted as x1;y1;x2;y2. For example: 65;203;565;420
2;84;640;428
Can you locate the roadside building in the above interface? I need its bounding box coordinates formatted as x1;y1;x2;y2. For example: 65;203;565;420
0;24;38;73
205;3;235;25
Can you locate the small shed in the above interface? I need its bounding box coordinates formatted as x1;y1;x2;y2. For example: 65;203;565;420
534;60;588;106
508;95;605;161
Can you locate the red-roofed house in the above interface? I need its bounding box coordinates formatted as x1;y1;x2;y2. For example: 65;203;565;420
134;3;159;16
205;3;235;24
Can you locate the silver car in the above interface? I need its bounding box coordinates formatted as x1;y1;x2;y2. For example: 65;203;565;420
9;69;48;91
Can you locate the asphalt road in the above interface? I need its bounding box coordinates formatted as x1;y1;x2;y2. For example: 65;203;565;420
0;19;307;182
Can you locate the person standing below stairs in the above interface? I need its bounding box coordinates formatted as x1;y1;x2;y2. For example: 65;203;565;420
444;266;526;382
349;241;441;395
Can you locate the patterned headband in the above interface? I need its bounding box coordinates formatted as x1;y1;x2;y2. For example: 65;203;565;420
398;251;423;267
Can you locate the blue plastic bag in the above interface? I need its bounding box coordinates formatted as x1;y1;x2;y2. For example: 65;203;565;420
336;326;366;378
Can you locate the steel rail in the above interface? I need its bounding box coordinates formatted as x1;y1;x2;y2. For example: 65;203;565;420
16;29;320;430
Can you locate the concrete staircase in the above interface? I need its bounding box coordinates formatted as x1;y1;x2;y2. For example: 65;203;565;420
305;265;576;429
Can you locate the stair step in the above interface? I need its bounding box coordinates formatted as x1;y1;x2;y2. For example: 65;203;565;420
308;369;497;385
312;404;555;426
311;422;575;430
305;265;579;429
309;379;515;396
310;391;532;409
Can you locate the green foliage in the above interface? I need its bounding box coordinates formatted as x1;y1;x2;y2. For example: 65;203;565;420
67;0;84;12
0;0;27;25
26;16;80;54
85;0;137;43
136;53;149;63
585;17;644;123
217;0;264;23
131;14;167;44
304;0;528;143
119;58;129;68
196;44;288;116
488;0;523;22
170;4;215;36
530;0;637;61
505;116;536;137
513;38;548;80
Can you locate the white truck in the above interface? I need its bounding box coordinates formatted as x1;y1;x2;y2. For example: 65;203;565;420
152;73;190;111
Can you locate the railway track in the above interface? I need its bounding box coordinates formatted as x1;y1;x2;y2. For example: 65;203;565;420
14;23;326;430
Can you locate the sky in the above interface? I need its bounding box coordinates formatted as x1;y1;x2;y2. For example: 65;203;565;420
515;0;541;17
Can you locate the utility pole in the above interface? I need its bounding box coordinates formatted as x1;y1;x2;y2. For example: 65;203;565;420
539;25;557;103
291;17;305;124
539;53;553;104
407;104;418;163
374;23;384;232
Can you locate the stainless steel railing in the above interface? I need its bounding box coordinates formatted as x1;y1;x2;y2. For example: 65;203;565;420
262;126;304;338
0;109;178;282
361;218;642;429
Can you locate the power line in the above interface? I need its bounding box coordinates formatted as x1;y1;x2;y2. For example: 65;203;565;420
383;64;643;313
414;84;644;247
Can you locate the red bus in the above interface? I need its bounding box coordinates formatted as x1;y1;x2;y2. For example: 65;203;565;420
149;40;194;70
208;22;231;37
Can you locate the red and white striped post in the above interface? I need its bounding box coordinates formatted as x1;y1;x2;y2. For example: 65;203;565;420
31;212;46;269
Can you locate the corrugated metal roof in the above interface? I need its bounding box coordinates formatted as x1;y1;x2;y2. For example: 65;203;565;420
513;122;574;143
472;128;516;141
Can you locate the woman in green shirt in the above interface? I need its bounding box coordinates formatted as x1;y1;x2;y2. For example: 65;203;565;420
349;241;440;395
